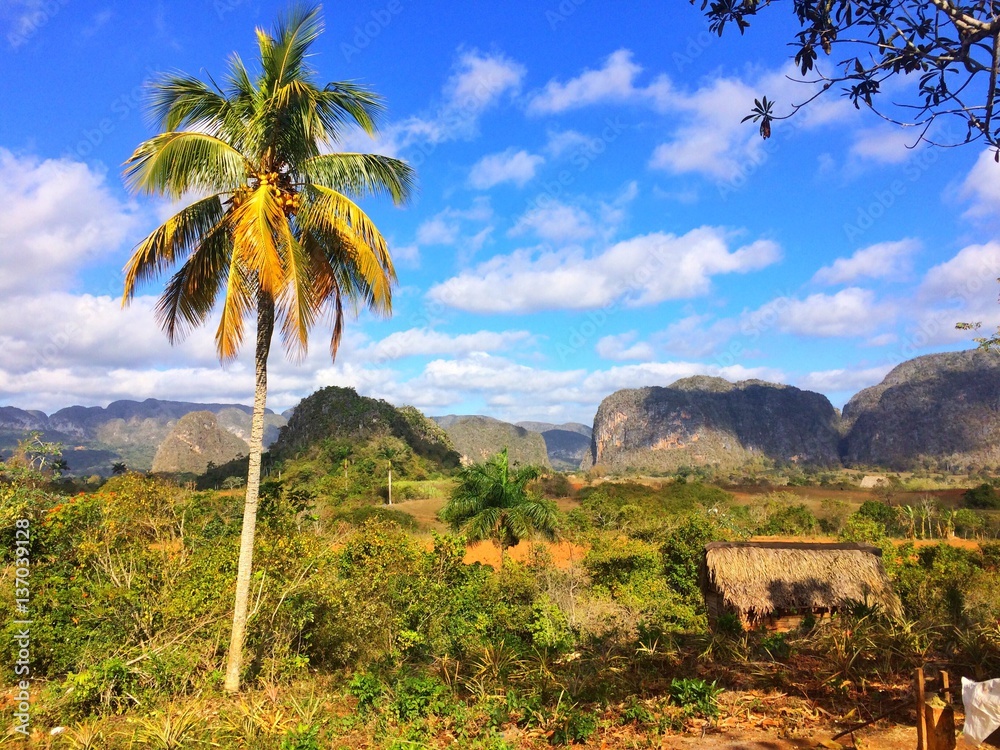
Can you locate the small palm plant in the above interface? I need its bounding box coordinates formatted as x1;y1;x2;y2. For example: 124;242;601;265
441;448;557;568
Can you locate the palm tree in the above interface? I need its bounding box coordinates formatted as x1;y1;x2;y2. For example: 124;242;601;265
378;444;398;505
120;5;414;693
442;449;558;568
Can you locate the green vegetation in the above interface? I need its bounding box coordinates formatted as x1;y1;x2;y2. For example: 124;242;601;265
442;448;557;566
6;427;1000;747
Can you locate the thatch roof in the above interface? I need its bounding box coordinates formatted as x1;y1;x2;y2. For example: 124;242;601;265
702;542;902;619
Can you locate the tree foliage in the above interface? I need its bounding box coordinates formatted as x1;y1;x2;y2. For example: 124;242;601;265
442;449;558;564
693;0;1000;149
120;4;414;692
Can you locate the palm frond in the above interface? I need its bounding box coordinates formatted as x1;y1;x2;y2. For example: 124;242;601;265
262;5;323;91
122;195;227;301
314;83;386;139
231;185;289;297
300;184;395;315
124;131;247;197
215;253;255;362
302;153;415;204
155;219;233;343
147;73;230;132
274;223;319;360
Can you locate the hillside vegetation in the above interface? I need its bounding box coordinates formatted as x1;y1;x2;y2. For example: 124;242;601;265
4;426;1000;747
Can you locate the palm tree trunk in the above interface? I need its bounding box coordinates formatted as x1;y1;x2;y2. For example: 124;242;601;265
223;294;274;693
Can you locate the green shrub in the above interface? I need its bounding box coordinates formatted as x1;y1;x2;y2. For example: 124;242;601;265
347;672;385;715
549;707;598;745
667;677;722;718
964;483;1000;509
391;674;451;722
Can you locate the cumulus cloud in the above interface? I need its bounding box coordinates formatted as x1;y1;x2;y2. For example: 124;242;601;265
338;49;526;157
0;149;139;295
656;314;740;358
907;242;1000;347
370;352;786;424
797;365;893;394
960;150;1000;219
812;239;919;285
745;288;895;338
544;129;598;157
527;49;669;115
468;148;544;189
428;227;781;314
362;328;533;361
595;332;654;361
416;217;460;245
849;127;920;165
509;202;596;243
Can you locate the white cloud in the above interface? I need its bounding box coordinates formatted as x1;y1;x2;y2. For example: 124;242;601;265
0;149;139;295
338;49;526;157
746;288;895;338
918;242;1000;305
595;332;654;361
468;148;544;189
797;365;893;394
391;243;420;267
960;150;1000;219
428;227;781;313
416;217;460;245
527;49;669;115
544;129;597;157
908;242;1000;346
849;127;919;165
447;49;526;114
649;64;845;181
510;202;595;243
363;328;533;361
812;239;919;285
656;314;740;358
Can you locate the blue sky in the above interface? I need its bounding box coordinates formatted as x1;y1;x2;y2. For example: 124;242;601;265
2;0;999;424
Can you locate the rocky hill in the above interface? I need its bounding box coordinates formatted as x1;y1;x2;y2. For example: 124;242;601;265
0;398;285;475
273;387;460;468
586;376;841;472
516;421;592;470
516;421;592;437
842;350;1000;469
434;415;552;468
151;411;250;475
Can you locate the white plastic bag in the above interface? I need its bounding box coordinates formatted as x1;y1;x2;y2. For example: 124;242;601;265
962;676;1000;746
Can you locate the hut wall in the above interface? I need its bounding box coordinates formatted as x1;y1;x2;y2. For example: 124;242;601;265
704;589;727;626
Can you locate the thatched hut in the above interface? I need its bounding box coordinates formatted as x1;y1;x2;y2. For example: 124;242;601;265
701;541;902;631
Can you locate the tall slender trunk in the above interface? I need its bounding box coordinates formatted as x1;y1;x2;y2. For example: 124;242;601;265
388;460;392;505
224;294;274;693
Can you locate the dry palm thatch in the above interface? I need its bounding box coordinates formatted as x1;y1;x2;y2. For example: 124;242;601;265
702;542;902;624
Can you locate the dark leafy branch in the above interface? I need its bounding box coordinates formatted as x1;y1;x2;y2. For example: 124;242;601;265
692;0;1000;148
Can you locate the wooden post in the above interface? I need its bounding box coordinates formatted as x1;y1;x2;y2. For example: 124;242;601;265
916;668;927;750
915;667;956;750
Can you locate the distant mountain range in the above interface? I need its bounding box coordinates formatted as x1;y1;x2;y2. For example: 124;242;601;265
0;398;286;476
586;350;1000;472
5;350;1000;476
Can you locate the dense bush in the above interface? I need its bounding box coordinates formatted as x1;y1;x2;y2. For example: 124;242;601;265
964;483;1000;509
